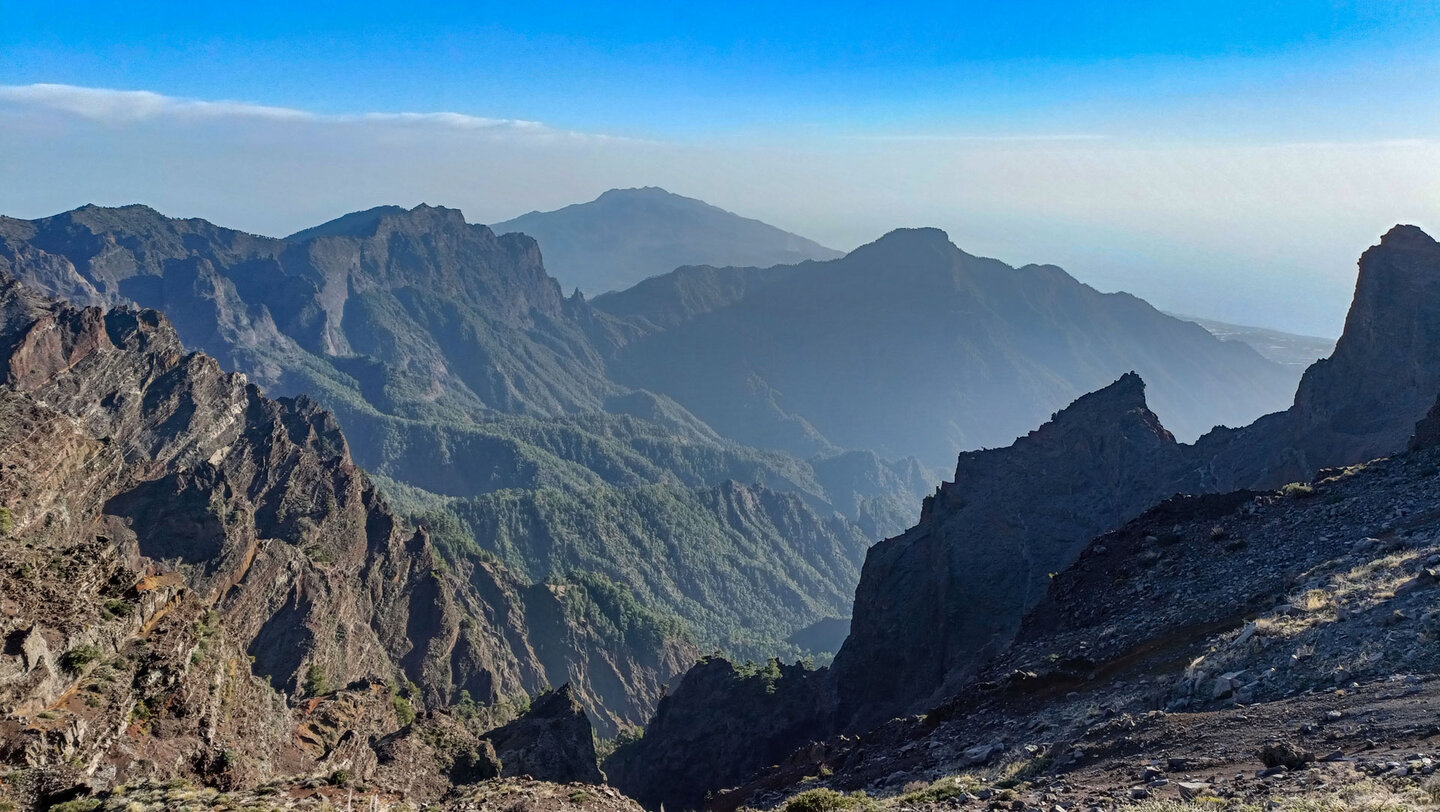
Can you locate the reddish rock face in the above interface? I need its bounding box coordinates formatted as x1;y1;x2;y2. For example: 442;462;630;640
0;273;688;804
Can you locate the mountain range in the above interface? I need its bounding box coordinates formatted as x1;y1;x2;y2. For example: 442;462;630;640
598;226;1298;467
0;197;1301;658
1;192;1418;811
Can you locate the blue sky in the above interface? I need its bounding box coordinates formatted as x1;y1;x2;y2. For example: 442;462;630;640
2;1;1439;334
6;0;1439;138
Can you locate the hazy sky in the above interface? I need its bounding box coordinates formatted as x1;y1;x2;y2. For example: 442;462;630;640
3;1;1439;336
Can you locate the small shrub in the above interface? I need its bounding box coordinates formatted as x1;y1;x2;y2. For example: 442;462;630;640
60;644;102;673
0;507;12;536
48;800;100;812
897;776;973;804
1281;482;1316;499
101;599;132;620
569;790;591;803
779;788;876;812
995;752;1054;789
329;769;353;788
393;694;416;726
303;663;328;696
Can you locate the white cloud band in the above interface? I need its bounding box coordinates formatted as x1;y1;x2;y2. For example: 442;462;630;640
0;83;565;136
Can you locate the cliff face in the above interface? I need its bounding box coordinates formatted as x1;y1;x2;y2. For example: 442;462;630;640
0;203;618;420
1211;224;1440;487
0;273;689;803
832;373;1197;729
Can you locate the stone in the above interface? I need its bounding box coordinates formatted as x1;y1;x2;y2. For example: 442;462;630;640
965;743;1002;766
1177;782;1212;800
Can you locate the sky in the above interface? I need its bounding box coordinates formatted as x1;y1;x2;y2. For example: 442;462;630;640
2;1;1439;336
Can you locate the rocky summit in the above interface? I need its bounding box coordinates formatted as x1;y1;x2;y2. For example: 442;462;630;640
0;271;684;808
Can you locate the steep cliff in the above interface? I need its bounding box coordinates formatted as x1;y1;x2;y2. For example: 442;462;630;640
0;273;689;807
832;373;1200;728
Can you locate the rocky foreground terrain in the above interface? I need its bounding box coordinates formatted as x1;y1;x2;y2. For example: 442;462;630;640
0;272;667;808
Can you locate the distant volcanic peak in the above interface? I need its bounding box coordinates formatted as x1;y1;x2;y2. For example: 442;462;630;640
596;186;679;201
589;186;718;214
871;226;952;247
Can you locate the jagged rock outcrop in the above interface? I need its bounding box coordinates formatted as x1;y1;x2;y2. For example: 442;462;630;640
833;373;1199;728
483;684;604;784
0;273;676;806
371;713;503;802
605;657;833;811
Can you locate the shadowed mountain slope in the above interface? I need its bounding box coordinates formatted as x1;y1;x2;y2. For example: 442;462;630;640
599;227;1298;469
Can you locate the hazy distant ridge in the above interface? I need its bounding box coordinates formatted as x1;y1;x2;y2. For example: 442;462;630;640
493;187;843;294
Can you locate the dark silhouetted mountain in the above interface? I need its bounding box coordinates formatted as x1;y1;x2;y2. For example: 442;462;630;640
492;187;843;294
598;227;1299;469
832;373;1202;728
832;224;1440;728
